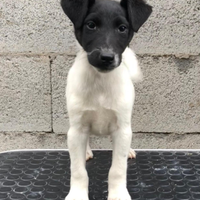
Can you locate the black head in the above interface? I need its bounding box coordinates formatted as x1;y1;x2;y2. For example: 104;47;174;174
61;0;152;73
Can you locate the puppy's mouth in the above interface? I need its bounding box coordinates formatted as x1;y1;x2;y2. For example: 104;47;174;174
87;49;121;72
96;69;113;73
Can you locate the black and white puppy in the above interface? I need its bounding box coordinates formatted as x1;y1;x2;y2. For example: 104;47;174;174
61;0;152;199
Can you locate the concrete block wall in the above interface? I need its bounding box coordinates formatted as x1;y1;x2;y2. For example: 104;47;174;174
0;0;200;151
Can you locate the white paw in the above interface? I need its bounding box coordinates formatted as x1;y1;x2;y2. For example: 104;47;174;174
128;148;136;159
86;145;93;161
108;188;131;200
65;189;89;200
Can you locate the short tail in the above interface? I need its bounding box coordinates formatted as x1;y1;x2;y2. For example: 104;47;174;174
122;48;143;83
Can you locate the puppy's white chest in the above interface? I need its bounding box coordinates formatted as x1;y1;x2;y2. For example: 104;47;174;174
82;107;117;135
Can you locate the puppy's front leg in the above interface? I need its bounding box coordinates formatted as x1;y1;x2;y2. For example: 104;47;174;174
65;127;89;200
108;127;132;200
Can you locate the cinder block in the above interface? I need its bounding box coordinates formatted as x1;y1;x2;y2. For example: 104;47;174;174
0;56;51;132
132;0;200;55
51;55;74;133
0;0;199;55
0;0;75;54
133;55;200;133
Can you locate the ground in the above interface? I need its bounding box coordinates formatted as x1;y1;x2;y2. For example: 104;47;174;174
0;132;200;152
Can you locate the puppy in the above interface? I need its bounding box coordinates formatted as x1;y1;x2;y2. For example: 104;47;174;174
61;0;152;199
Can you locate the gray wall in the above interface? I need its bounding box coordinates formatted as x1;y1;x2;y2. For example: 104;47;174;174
0;0;200;151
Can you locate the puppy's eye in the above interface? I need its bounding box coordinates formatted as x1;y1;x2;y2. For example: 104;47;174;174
118;25;127;33
87;21;96;30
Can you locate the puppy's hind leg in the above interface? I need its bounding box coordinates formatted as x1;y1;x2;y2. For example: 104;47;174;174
86;139;93;161
86;141;133;160
128;148;136;159
65;127;89;200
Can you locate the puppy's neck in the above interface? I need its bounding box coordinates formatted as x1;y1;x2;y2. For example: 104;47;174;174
75;46;143;83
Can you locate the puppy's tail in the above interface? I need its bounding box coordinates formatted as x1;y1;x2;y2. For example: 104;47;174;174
122;48;143;83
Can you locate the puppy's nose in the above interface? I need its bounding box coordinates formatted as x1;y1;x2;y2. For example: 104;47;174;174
101;53;114;64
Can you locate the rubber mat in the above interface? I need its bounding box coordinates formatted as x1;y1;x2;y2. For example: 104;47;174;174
0;150;200;200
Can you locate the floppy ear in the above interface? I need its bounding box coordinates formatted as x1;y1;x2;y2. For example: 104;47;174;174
121;0;152;32
61;0;95;29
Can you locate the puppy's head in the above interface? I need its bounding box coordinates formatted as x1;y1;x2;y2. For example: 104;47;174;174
61;0;152;73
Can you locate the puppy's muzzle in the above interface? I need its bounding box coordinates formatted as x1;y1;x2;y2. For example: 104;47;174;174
101;53;115;65
87;49;120;72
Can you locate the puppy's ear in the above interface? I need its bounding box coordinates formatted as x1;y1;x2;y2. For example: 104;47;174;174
61;0;95;28
121;0;152;32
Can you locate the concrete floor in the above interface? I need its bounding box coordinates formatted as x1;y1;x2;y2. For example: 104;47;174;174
0;132;200;153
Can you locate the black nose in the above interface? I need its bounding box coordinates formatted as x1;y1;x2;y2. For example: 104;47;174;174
101;53;114;64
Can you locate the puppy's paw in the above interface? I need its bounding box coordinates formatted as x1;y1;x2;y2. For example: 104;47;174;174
65;189;89;200
108;188;131;200
128;148;136;159
86;145;93;161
